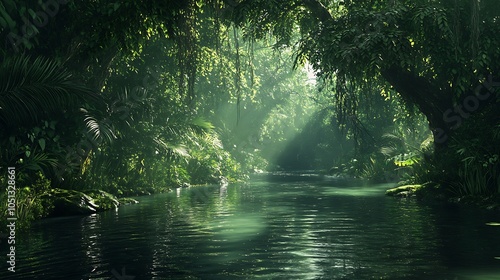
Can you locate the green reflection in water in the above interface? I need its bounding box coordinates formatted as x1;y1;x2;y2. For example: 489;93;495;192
321;183;395;197
5;178;500;279
211;213;266;242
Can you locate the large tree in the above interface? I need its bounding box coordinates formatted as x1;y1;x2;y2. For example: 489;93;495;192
2;0;499;193
227;0;500;150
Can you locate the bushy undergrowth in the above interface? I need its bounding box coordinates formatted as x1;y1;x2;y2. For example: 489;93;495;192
78;130;245;196
186;132;245;185
0;172;52;230
401;111;500;197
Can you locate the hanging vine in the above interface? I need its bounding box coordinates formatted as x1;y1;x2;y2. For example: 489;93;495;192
173;0;199;106
451;0;461;61
334;73;358;134
247;36;255;88
470;0;480;62
233;25;242;125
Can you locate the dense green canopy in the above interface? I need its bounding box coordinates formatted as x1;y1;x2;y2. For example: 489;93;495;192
0;0;499;214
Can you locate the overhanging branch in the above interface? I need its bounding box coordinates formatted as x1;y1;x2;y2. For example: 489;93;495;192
301;0;333;23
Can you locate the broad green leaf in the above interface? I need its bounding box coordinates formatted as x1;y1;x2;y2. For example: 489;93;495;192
28;9;36;19
50;120;56;130
38;138;46;151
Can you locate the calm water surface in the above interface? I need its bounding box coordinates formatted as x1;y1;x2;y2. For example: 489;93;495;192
2;174;500;279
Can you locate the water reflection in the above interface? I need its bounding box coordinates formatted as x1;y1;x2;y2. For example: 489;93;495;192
2;179;500;279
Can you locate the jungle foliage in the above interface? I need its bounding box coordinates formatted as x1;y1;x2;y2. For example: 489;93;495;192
0;0;499;228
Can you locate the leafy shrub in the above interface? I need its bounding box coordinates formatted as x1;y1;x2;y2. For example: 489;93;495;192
0;172;52;230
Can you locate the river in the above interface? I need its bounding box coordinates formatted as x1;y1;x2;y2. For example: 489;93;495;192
1;173;500;279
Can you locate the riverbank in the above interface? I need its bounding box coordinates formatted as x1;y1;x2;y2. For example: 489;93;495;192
386;183;500;211
40;188;140;217
0;186;145;233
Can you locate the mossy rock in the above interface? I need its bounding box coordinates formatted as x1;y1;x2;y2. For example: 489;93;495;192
83;190;120;211
41;189;99;217
118;197;139;205
386;184;423;197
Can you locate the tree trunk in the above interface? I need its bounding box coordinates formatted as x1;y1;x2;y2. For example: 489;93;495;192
300;0;456;150
380;66;454;150
301;0;334;23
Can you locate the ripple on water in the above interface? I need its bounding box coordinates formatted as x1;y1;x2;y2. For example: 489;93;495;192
2;180;500;279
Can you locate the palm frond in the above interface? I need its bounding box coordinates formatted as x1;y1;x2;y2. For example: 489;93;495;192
83;111;116;144
381;133;402;141
190;117;215;132
153;138;190;158
0;55;100;127
20;152;58;173
204;132;223;149
380;146;396;157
